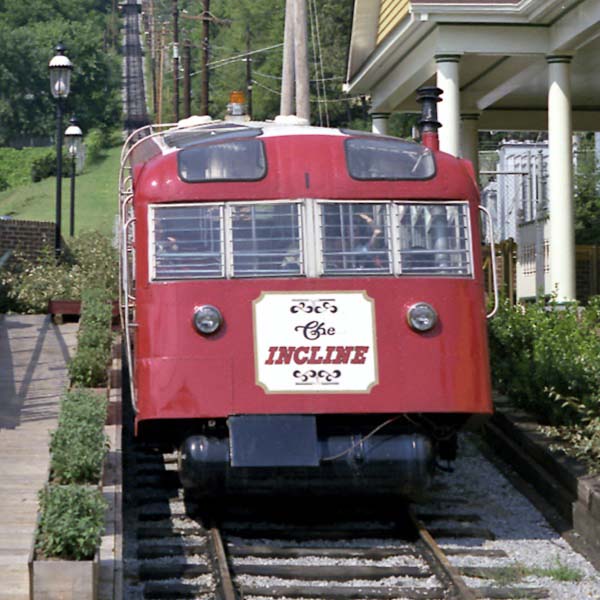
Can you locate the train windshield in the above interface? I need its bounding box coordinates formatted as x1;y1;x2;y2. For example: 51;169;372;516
178;139;266;182
344;136;435;180
149;201;472;281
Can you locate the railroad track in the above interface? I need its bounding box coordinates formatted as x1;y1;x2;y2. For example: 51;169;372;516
123;445;551;600
122;0;150;132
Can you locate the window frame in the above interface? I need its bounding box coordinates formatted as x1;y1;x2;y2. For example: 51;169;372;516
148;199;474;282
177;138;268;183
343;136;437;182
149;200;305;281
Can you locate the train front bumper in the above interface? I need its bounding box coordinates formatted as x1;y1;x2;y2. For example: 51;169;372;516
179;415;435;497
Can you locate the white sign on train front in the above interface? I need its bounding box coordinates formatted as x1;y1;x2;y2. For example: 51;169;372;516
253;291;378;393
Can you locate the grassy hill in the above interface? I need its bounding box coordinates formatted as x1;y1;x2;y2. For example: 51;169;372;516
0;145;121;238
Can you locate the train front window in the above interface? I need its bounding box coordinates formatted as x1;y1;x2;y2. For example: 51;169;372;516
230;204;302;277
151;205;223;279
178;139;266;182
344;136;435;180
319;203;392;275
396;203;472;276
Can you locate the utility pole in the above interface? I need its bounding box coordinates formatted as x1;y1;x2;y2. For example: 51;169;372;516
246;26;253;119
280;0;295;116
183;39;191;118
200;0;210;115
293;0;310;121
172;0;180;121
149;0;158;116
158;23;166;122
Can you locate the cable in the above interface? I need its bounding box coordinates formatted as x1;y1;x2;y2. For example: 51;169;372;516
251;78;282;96
321;416;401;462
307;0;323;126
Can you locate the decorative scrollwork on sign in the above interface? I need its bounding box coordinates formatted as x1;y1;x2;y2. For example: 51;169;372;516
290;299;338;314
293;369;342;385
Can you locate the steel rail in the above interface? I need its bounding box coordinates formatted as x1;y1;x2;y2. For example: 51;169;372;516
207;523;237;600
409;506;477;600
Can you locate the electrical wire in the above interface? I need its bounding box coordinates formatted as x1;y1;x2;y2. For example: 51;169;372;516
307;0;323;126
321;416;401;462
251;78;282;96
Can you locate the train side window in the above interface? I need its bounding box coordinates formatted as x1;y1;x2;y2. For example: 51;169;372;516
319;203;392;276
230;203;303;277
178;139;266;182
396;203;472;276
344;137;435;180
151;205;224;279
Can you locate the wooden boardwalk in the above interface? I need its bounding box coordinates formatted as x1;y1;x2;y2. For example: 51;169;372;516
0;314;77;600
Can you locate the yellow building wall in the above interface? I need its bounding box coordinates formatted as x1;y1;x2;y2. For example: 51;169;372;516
377;0;410;45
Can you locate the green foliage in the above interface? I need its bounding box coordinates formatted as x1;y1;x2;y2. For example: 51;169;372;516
489;297;600;468
85;128;107;165
574;135;600;244
29;149;71;182
30;151;57;182
50;389;108;484
69;286;114;388
0;231;117;313
84;127;120;166
149;0;365;128
0;147;53;188
36;484;106;560
0;4;121;145
489;297;600;426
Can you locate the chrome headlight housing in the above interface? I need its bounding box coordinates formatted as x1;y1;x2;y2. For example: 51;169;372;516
193;305;223;335
407;302;437;332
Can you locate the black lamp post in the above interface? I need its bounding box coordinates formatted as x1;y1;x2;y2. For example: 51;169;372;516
48;43;73;256
64;117;83;237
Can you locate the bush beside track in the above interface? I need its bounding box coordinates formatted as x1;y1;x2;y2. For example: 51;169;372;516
488;298;600;471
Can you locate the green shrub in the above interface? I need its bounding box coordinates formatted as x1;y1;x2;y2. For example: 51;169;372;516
69;339;111;388
30;151;56;182
68;285;114;388
0;248;76;313
50;389;108;484
36;485;106;560
0;232;117;313
0;147;56;187
85;127;121;166
489;297;600;426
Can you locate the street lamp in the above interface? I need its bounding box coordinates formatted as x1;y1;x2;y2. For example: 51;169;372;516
48;43;73;256
64;117;83;237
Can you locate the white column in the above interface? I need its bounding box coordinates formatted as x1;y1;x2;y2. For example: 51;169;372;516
436;54;461;156
371;112;390;135
547;55;575;302
460;112;480;180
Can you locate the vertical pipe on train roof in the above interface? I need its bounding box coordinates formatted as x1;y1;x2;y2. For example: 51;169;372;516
416;86;443;152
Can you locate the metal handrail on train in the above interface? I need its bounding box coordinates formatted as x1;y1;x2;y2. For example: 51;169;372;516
118;119;233;412
479;205;499;318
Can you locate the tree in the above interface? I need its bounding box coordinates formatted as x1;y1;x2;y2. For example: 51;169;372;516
574;134;600;244
0;1;120;145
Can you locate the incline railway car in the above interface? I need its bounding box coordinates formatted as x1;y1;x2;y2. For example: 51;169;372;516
119;88;497;497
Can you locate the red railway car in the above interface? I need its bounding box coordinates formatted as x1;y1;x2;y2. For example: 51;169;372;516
119;89;497;497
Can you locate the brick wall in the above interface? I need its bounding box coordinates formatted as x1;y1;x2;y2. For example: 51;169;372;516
0;219;55;262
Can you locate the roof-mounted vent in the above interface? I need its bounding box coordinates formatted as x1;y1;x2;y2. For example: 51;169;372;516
274;115;310;126
416;86;442;151
177;115;214;128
